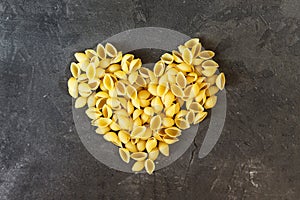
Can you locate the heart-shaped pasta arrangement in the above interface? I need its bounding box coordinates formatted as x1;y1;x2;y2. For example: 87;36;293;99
68;38;225;174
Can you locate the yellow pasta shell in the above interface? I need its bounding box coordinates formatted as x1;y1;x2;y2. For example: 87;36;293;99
194;111;208;124
131;152;148;161
75;52;89;63
96;43;106;59
158;142;169;156
85;49;97;58
176;72;187;88
182;48;193;65
133;109;143;120
103;74;115;90
129;58;142;72
157;82;169;97
151;97;163;113
131;126;146;139
202;60;219;68
216;72;225;90
165;104;176;118
171;84;184;97
114;70;127;80
68;77;78;98
103;131;118;142
199;50;215;60
184;38;199;48
206;86;219;96
150;115;162;130
119;148;130;163
146;138;157;153
204;95;217;109
70;62;81;78
162;117;174;127
111;51;123;64
106;64;121;73
176;62;193;72
154;61;165;77
95;126;110;135
175;118;190;130
138;90;151;99
165;127;181;137
148;147;159;161
161;53;174;64
188;102;204;112
126;85;137;100
75;96;87;108
105;43;117;57
172;50;183;63
87;93;96;107
191;43;202;58
186;110;195;124
118;130;130;144
132;161;145;172
137;140;146;152
128;71;138;85
125;142;138;153
163;135;179;144
97;118;112;128
145;159;155;175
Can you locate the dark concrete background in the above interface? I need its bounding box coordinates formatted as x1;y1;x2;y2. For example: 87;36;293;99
1;0;300;199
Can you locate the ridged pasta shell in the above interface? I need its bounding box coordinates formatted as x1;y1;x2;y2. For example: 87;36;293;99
148;83;158;96
68;77;78;98
78;82;91;93
150;115;162;130
140;127;152;140
88;79;100;90
119;148;130;163
172;50;183;63
85;107;101;119
95;98;107;109
75;96;87;108
204;95;217;109
186;110;195;124
191;43;202;58
103;131;118;142
143;107;154;116
161;53;174;64
184;38;199;48
97;43;106;59
111;51;123;64
137;140;146;152
102;104;112;118
158;142;169;156
79;90;92;98
140;99;150;108
194;111;208;124
206;86;219;96
70;62;81;78
165;104;176;118
105;43;117;57
118;130;130;144
176;62;193;72
136;75;147;87
163;135;179;144
114;70;127;80
148;147;159;161
146;137;157;153
85;49;97;58
157;82;169;97
90;56;100;67
188;102;204;112
75;53;89;63
99;58;111;69
78;73;88;82
178;45;187;54
199;50;215;60
115;81;126;96
202;68;217;77
205;75;217;85
196;76;206;84
182;48;193;65
145;159;155;175
106;98;120;108
151;97;163;113
162;90;175;108
131;98;140;109
95;91;109;98
103;74;115;90
131;126;146;139
175;110;188;119
87;93;96;107
132;109;143;120
216;72;225;90
126;85;137;99
139;67;150;78
132;161;145;172
202;60;219;68
95;126;110;135
128;71;138;85
131;152;147;161
129;58;142;72
106;64;121;73
125;142;138;153
97;118;112;127
175;118;190;129
183;85;193;99
138;90;151;99
154;61;165;77
162;117;174;127
165;127;181;137
176;72;187;88
171;84;184;97
193;58;204;66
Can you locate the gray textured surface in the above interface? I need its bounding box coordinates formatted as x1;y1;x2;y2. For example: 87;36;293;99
1;0;300;199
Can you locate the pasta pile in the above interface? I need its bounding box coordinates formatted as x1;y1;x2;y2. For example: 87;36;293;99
67;38;225;174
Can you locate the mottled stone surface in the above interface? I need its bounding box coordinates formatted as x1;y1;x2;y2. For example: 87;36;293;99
1;0;299;199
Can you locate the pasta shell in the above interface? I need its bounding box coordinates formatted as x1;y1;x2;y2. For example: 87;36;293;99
88;79;100;90
95;91;109;98
202;60;219;68
193;58;204;66
138;90;151;99
182;48;193;64
153;131;164;142
163;90;175;108
216;72;225;90
176;63;193;72
199;50;215;60
171;84;184;97
118;116;131;130
78;60;89;72
133;109;143;120
97;118;112;127
162;117;174;127
165;104;176;118
70;62;81;78
204;95;217;109
85;49;97;58
119;148;130;163
103;74;115;90
161;53;174;64
139;67;150;78
78;90;92;98
102;104;112;118
154;61;165;77
85;107;101;120
106;98;120;108
150;115;162;130
129;58;142;72
118;130;130;144
196;76;206;84
183;85;193;99
95;68;105;79
111;51;123;64
148;147;159;161
97;43;106;59
106;64;121;73
206;86;219;96
140;99;150;108
158;142;169;156
75;53;89;63
87;93;96;107
205;75;218;85
99;58;111;69
194;111;208;124
202;68;217;77
131;126;146;139
186;110;195;124
163;135;179;144
131;152;147;161
151;97;163;113
184;38;199;48
103;131;118;142
148;83;158;96
114;70;127;80
126;85;137;99
165;127;181;137
115;81;126;96
95;126;110;135
137;140;146;152
188;102;204;112
125;142;138;153
131;98;140;109
175;118;190;130
172;50;183;63
131;138;139;145
175;110;188;119
132;161;145;172
157;82;169;97
191;43;202;58
78;82;91;93
78;73;88;82
140;127;152;140
90;56;100;67
144;107;154;116
136;75;147;87
128;71;138;85
145;159;155;175
75;96;87;108
105;43;117;57
146;138;157;153
176;72;187;88
68;77;78;98
95;98;107;109
178;45;187;54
